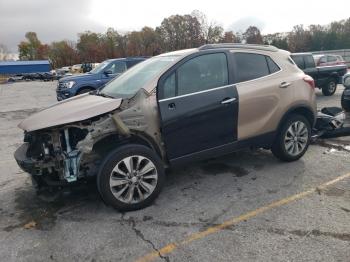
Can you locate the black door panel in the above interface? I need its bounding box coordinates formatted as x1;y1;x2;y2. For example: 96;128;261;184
159;85;238;159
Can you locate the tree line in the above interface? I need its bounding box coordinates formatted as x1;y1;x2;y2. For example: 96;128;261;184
14;10;350;68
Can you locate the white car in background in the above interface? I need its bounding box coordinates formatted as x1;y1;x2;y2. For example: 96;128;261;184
71;64;82;73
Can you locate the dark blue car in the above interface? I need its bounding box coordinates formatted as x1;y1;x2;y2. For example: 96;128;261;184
56;57;147;100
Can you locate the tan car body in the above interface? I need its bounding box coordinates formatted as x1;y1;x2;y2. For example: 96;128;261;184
15;44;316;185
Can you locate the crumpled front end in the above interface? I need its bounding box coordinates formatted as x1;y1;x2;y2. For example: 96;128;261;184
14;114;120;189
14;90;165;191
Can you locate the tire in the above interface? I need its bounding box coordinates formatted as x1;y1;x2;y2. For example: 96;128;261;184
322;78;337;96
77;88;93;95
97;144;165;211
271;114;311;162
341;89;350;112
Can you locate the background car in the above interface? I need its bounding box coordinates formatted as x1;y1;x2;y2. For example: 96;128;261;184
71;64;82;73
291;53;347;96
56;57;148;100
313;54;346;67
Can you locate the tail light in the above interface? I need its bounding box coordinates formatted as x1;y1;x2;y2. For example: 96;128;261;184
303;75;315;89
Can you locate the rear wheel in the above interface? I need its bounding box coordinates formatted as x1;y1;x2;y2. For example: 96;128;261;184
272;114;311;162
341;89;350;112
322;78;337;96
97;144;165;211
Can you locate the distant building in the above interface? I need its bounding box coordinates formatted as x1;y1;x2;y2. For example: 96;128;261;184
0;60;51;75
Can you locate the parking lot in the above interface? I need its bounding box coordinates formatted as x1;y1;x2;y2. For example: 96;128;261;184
0;81;349;262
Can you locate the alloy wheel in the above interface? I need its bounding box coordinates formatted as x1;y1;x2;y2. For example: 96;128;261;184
284;121;309;156
109;155;158;204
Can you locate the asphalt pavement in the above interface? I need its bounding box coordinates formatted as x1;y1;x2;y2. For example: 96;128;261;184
0;81;349;262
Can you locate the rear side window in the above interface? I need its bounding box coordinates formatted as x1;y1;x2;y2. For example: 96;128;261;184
291;55;305;69
233;53;280;82
304;55;315;68
327;55;337;62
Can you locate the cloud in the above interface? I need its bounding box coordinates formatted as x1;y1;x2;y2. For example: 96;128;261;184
228;17;266;33
0;0;106;52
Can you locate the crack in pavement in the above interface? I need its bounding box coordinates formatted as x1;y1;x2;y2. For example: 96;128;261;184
265;227;350;242
122;214;170;262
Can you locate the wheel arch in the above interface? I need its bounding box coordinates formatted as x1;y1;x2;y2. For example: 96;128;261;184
92;132;163;161
329;72;340;81
278;105;315;132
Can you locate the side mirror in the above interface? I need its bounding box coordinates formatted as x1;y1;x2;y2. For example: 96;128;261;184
104;70;113;76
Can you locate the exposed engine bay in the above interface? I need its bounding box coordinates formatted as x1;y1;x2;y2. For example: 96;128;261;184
14;90;164;191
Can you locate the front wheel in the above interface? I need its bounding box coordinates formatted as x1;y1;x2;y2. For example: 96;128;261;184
272;114;311;162
97;144;165;211
322;78;337;96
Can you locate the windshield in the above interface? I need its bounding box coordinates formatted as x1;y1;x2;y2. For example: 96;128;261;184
89;61;110;74
100;56;178;98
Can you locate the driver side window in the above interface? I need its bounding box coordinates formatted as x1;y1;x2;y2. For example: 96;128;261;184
160;53;228;99
109;62;127;74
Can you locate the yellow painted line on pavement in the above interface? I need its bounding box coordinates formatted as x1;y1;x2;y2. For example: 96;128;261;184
136;172;350;262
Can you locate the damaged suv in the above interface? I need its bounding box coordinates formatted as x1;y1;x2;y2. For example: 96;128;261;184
15;44;317;211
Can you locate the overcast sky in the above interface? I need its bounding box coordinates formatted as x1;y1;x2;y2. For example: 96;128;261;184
1;0;349;52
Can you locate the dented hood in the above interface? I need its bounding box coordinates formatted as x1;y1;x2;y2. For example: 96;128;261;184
19;94;122;132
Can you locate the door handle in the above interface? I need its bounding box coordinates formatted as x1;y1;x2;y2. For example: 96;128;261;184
168;102;176;110
221;97;236;104
280;82;291;88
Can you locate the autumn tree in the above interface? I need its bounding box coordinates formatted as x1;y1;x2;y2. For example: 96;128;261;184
157;14;203;51
49;41;79;68
288;25;312;52
77;31;105;62
220;31;241;43
191;10;224;44
243;26;263;44
101;28;121;58
18;32;49;60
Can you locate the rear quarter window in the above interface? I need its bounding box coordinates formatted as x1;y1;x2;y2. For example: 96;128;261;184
233;53;270;82
232;53;281;82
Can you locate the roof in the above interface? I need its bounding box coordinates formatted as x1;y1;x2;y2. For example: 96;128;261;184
159;48;197;57
291;52;313;56
0;60;50;66
199;43;279;52
106;57;149;62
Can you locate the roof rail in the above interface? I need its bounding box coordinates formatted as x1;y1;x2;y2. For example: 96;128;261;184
198;43;279;52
